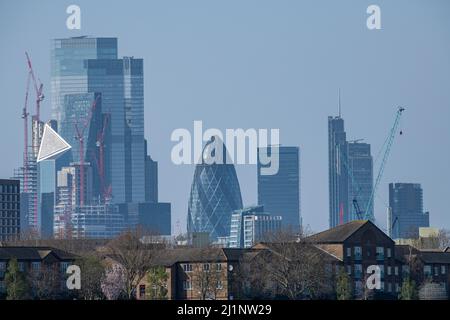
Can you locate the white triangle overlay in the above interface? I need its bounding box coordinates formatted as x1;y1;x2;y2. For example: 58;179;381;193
37;123;72;162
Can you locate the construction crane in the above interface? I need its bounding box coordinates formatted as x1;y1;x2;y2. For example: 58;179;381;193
25;52;44;123
74;96;99;206
95;113;111;202
22;71;31;193
364;107;405;219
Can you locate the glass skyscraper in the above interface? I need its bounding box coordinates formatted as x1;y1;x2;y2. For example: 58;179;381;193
348;142;374;221
51;37;145;204
328;116;349;228
328;115;375;227
388;183;430;239
257;146;301;230
187;136;243;241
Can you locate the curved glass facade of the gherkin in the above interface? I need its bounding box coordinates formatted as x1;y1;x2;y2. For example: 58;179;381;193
187;136;243;241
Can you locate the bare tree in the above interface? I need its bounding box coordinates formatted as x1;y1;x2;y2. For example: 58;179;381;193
437;229;450;250
28;264;62;300
244;228;331;300
192;249;223;300
106;228;163;299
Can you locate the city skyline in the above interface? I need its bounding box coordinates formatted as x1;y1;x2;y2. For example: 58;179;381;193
1;0;450;234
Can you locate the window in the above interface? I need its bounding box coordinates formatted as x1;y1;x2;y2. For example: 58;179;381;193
216;280;223;290
346;247;351;258
424;265;432;277
387;266;392;276
387;282;392;293
434;266;439;276
216;263;222;272
31;262;41;272
387;248;392;258
18;262;25;272
395;283;400;292
354;247;362;260
378;265;385;279
402;265;410;276
380;281;385;292
203;263;210;272
182;264;192;272
183;280;192;291
441;265;446;275
139;285;146;298
395;266;399;276
0;262;6;271
60;262;70;273
346;265;352;275
354;264;362;279
376;247;384;260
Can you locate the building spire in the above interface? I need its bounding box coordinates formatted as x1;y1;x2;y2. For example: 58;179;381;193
338;88;341;118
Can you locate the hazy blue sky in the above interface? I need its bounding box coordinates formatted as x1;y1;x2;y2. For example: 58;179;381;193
1;0;450;234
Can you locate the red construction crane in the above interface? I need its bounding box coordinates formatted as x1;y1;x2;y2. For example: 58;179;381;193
22;71;31;192
25;52;44;123
74;96;99;206
95;113;111;201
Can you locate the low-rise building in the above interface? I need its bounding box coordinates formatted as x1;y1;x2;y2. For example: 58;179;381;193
136;248;256;300
0;246;77;296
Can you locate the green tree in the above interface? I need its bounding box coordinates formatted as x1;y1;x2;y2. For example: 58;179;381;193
336;268;352;300
5;258;29;300
146;266;168;300
399;277;418;300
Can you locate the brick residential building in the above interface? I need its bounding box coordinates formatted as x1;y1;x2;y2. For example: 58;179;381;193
0;246;77;296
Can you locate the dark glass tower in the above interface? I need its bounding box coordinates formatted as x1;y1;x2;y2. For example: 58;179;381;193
51;37;145;204
388;183;430;239
348;142;373;221
328;116;349;227
257;146;301;230
187;136;243;241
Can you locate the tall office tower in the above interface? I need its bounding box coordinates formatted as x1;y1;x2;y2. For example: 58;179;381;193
187;136;243;241
328;115;349;228
388;183;430;239
144;139;158;203
348;142;374;221
0;179;20;241
58;92;103;201
257;146;301;231
228;205;282;248
51;37;145;204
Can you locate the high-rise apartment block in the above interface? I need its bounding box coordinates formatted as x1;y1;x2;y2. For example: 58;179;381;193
0;179;20;241
228;206;282;248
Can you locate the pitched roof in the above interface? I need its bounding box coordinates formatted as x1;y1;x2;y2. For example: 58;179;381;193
147;247;261;267
419;251;450;264
307;220;370;244
0;246;77;261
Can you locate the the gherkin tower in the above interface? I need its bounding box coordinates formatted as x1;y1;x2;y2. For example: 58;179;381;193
187;136;243;241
